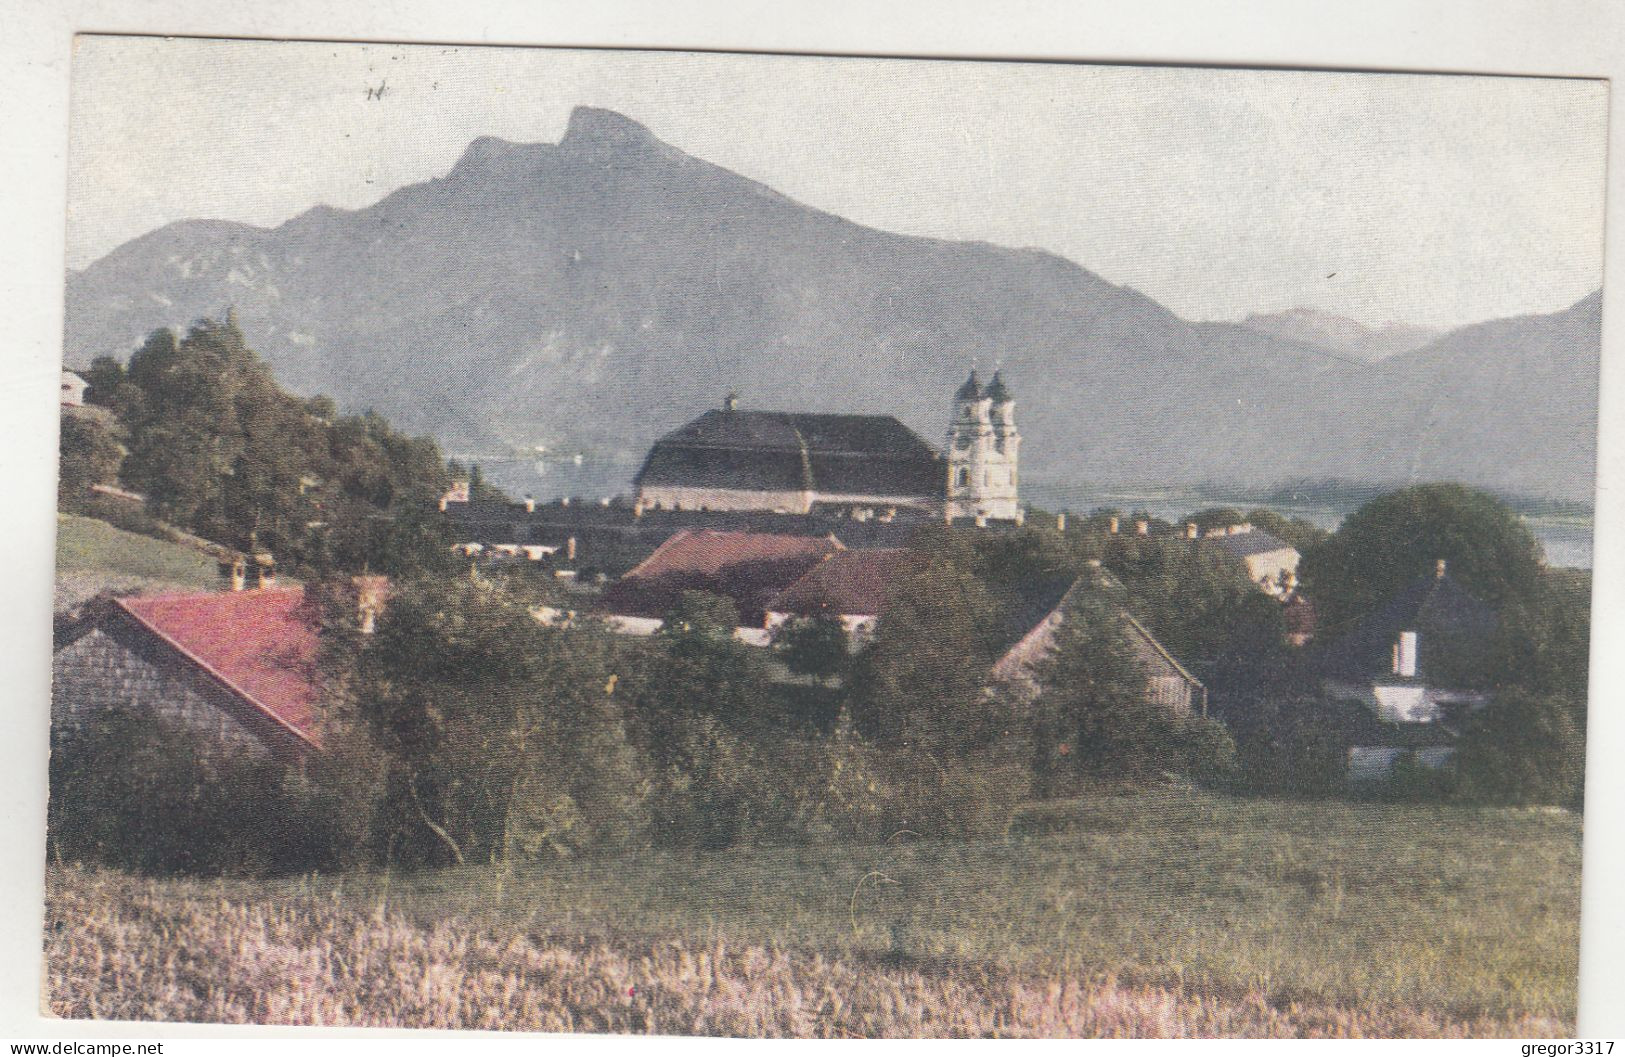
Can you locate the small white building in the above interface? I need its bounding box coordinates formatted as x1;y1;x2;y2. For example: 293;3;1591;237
61;370;88;408
1315;560;1497;782
1198;523;1300;597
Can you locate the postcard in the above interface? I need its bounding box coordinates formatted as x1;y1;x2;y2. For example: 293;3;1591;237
44;36;1606;1037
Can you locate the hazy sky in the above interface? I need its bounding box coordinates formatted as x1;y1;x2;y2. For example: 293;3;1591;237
67;36;1608;329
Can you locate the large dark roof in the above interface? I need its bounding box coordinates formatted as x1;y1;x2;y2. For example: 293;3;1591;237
769;548;926;618
596;529;841;624
1314;573;1498;683
636;409;944;498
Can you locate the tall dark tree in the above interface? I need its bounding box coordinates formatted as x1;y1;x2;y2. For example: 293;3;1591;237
1454;688;1586;808
635;591;766;738
846;557;1006;753
1027;597;1235;792
57;413;123;505
774;615;851;684
1108;540;1294;694
1298;483;1543;633
80;355;127;408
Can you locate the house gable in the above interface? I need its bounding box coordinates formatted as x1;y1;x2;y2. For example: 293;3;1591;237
52;588;324;760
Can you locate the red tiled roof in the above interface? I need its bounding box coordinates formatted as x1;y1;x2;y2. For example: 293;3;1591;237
769;548;924;618
115;588;322;748
597;529;842;623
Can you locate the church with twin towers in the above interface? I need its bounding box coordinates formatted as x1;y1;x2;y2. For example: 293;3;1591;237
632;369;1023;525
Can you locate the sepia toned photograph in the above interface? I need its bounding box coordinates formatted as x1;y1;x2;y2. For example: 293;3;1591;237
43;35;1605;1037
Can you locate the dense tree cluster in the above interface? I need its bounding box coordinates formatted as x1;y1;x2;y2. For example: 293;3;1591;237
74;315;457;577
1027;595;1235;795
1297;482;1544;635
333;576;648;866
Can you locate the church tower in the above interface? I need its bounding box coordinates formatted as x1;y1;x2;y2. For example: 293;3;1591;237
945;369;1022;524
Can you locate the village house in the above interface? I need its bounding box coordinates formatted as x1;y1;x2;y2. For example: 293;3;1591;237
1313;560;1497;781
53;587;325;762
990;563;1208;715
51;575;388;762
585;526;1204;719
592;529;843;643
1192;522;1301;597
763;547;926;640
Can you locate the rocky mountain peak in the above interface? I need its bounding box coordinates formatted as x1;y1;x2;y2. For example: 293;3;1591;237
561;106;659;148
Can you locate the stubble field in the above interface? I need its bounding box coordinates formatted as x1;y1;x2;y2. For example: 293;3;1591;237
43;790;1582;1037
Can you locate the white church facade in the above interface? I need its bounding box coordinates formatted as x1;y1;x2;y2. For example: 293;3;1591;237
945;369;1023;524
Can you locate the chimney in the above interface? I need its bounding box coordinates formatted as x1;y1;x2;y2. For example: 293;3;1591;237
1395;630;1418;678
566;536;577;562
1435;559;1448;579
974;513;989;529
1185;522;1199;540
255;561;277;590
524;495;535;513
439;480;470;512
599;497;611;507
724;390;739;412
353;575;389;635
1107;515;1119;535
561;496;571;507
221;558;247;592
1135;519;1149;536
1056;512;1067;532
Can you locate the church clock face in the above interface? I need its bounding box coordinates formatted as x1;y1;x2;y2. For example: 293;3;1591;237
955;436;972;451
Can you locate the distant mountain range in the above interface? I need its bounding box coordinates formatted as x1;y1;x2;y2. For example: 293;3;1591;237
64;106;1603;503
1235;308;1442;364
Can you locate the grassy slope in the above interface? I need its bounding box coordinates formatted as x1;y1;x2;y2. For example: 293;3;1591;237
55;514;218;588
44;790;1581;1036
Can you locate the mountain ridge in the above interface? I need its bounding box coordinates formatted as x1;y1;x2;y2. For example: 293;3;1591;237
64;106;1602;502
1235;307;1444;364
